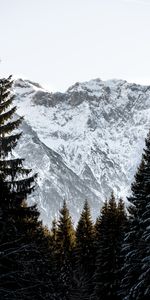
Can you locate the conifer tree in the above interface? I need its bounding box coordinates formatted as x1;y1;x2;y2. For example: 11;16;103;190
51;218;58;242
76;200;95;273
50;218;58;264
0;76;35;297
0;76;36;221
93;193;127;300
95;200;108;246
120;132;150;300
48;218;61;298
72;200;95;299
56;200;75;299
0;76;54;299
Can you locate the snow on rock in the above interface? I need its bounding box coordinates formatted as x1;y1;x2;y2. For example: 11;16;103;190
12;78;150;224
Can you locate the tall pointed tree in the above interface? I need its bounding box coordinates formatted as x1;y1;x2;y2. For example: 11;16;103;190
56;200;75;299
95;200;108;247
0;76;54;299
93;193;127;300
76;200;95;274
0;76;36;213
72;200;95;300
120;131;150;300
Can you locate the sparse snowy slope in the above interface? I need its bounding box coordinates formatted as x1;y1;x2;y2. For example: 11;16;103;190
13;78;150;224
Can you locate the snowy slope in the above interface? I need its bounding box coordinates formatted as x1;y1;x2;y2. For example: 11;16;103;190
12;78;150;224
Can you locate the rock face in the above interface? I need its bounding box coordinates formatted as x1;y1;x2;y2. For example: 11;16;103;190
12;78;150;224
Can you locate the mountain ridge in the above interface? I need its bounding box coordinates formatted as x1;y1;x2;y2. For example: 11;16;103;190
12;77;150;224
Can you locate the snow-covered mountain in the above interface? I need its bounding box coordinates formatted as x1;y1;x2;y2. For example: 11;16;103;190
12;78;150;224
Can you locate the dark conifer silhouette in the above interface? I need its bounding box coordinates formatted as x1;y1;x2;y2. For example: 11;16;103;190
120;132;150;300
0;76;53;299
56;200;75;299
71;200;95;300
93;193;127;300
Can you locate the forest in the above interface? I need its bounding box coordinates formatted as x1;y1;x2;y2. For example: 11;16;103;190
0;76;150;300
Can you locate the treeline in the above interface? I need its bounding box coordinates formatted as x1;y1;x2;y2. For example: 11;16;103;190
52;195;127;300
0;76;150;299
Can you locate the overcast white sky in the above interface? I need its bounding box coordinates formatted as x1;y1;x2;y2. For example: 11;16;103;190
0;0;150;91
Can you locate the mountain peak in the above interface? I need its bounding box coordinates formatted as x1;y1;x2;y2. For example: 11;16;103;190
12;77;150;224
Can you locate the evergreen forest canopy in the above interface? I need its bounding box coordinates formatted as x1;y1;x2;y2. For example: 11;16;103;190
0;76;150;300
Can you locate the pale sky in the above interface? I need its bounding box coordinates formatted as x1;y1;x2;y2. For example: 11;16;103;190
0;0;150;92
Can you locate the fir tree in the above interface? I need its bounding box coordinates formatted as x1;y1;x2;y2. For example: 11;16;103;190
0;76;35;298
48;218;62;299
0;76;36;218
56;200;75;300
95;200;108;247
0;76;54;299
76;200;95;273
120;132;150;300
72;200;95;300
50;218;58;265
51;218;58;243
93;193;127;300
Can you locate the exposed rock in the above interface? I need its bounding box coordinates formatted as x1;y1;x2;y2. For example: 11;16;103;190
12;78;150;224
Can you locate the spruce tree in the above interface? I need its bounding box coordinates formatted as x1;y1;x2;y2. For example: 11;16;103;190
56;200;75;300
48;218;61;298
0;76;35;298
95;200;108;247
0;76;36;218
72;200;95;300
76;200;95;273
120;132;150;300
50;218;58;268
93;193;127;300
0;76;54;299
